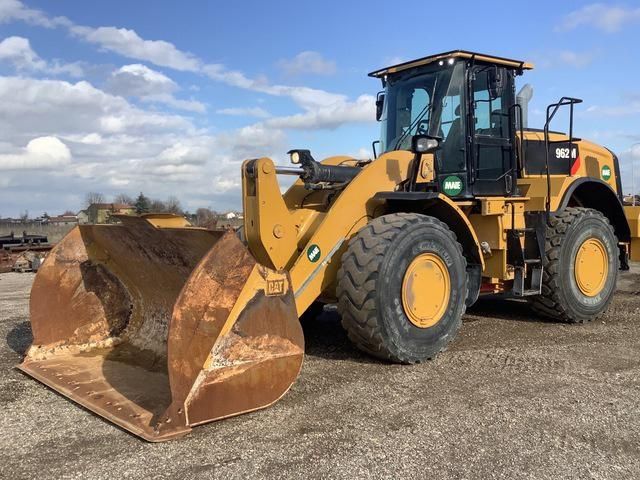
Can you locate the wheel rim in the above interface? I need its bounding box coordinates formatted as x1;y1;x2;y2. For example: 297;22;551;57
574;238;608;297
402;253;451;328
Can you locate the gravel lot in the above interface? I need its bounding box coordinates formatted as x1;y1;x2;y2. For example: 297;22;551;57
1;267;640;479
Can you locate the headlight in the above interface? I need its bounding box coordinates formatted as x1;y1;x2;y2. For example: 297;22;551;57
290;151;300;164
411;135;440;154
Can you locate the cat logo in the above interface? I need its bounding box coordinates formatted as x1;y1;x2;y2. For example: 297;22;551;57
266;278;286;296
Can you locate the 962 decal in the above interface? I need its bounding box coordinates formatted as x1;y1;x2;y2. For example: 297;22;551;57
554;146;578;160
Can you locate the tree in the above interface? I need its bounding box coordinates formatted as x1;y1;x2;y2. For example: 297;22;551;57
134;192;151;214
19;210;29;222
113;193;134;206
165;196;183;214
150;199;167;212
85;192;105;207
195;208;217;229
62;210;76;216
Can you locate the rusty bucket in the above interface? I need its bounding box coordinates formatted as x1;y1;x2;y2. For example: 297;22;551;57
18;216;304;441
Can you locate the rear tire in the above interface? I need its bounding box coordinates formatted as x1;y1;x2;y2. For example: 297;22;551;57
337;213;467;364
531;207;618;323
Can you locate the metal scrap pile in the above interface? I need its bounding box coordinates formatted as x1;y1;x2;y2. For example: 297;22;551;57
0;232;52;273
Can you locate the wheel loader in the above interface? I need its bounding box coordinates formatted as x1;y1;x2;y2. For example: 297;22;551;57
19;50;640;441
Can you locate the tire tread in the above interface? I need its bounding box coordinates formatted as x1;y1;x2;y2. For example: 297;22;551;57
337;213;467;363
531;207;617;323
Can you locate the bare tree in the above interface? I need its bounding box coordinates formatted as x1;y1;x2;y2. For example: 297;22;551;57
19;210;29;222
85;192;105;207
165;196;183;214
113;193;134;206
62;210;76;216
150;199;167;213
195;208;217;229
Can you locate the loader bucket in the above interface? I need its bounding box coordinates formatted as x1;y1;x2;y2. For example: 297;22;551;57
18;216;304;441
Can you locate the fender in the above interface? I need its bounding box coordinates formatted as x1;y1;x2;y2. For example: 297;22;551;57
557;178;631;243
374;191;484;269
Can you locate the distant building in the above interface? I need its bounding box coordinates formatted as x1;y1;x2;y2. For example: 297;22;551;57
79;203;136;224
216;211;243;230
624;195;640;206
47;214;78;226
77;210;89;224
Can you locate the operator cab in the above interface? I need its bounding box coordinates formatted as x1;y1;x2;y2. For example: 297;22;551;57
370;50;534;198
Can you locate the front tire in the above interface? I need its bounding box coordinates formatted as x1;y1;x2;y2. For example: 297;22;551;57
531;207;618;323
337;213;468;364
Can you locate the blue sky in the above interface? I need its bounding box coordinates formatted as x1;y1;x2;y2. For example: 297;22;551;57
0;0;639;216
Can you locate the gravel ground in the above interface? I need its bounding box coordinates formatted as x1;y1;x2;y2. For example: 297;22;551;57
1;267;640;480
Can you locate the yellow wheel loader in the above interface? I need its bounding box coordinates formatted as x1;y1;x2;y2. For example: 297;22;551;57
19;50;640;441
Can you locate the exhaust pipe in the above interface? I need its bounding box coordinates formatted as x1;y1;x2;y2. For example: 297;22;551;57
516;84;534;129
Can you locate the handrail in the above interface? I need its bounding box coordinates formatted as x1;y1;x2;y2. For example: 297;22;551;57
543;97;583;221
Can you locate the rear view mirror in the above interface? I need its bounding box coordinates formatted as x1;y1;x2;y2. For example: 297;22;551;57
488;67;505;99
376;92;385;121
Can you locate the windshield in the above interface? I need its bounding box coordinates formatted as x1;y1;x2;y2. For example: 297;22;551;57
379;61;465;153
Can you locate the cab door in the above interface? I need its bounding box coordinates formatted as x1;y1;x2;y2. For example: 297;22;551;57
469;66;517;196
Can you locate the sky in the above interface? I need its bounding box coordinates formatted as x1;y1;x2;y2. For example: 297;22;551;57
0;0;640;217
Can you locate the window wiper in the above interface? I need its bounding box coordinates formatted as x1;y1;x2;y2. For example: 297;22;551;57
394;102;431;151
394;76;439;151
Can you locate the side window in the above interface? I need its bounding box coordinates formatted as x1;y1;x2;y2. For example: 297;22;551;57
410;89;429;124
436;62;466;173
471;67;514;185
388;87;431;150
473;70;508;138
440;95;461;137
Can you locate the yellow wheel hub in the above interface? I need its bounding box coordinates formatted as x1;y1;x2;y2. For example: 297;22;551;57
402;253;451;328
574;238;608;297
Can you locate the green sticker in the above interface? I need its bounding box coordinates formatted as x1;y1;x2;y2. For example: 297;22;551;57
306;244;321;263
601;165;612;181
442;175;464;196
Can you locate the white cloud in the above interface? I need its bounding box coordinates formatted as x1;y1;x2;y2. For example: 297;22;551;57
556;50;595;68
0;136;71;170
0;76;192;138
106;63;176;96
47;60;84;77
140;94;206;113
0;35;45;69
157;140;210;165
277;51;336;76
216;107;270;118
532;49;597;69
557;3;640;33
0;0;70;28
0;74;285;215
618;146;640;196
0;1;377;215
2;2;370;130
79;133;102;144
105;64;205;113
264;94;375;130
216;124;286;160
585;93;640;116
203;64;372;128
71;25;201;71
0;36;83;76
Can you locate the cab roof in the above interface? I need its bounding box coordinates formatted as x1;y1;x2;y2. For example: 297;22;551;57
368;50;534;78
